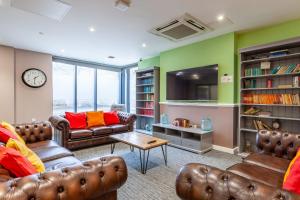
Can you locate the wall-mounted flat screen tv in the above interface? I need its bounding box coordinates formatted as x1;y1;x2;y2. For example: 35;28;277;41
166;64;218;101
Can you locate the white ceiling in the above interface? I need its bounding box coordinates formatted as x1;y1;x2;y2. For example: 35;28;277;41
0;0;300;66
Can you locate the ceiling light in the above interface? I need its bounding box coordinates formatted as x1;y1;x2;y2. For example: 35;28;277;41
217;15;225;21
60;49;65;53
89;27;95;32
108;56;115;59
38;32;44;35
142;43;147;48
115;0;130;11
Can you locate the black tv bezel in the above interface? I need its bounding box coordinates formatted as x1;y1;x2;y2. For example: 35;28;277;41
166;64;219;101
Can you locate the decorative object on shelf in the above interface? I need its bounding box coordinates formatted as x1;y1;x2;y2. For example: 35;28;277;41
253;120;272;131
173;118;190;128
272;120;281;130
22;68;47;88
201;117;212;131
245;140;251;153
160;113;169;125
293;76;300;87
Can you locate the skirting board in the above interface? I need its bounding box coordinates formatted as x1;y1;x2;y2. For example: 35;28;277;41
212;145;239;154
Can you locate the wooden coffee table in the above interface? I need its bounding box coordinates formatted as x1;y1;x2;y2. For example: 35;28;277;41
110;132;168;174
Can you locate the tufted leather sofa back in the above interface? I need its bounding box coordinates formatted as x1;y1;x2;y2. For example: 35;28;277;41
14;122;53;144
256;130;300;160
0;156;127;200
176;163;299;200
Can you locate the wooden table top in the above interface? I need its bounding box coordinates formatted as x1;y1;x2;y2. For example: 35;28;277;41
110;132;168;150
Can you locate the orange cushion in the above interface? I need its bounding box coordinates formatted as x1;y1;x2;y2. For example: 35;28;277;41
283;149;300;194
0;146;37;177
1;121;25;144
6;138;45;173
86;111;105;128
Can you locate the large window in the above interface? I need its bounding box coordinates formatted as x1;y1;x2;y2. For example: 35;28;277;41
97;69;120;111
53;62;75;115
77;67;95;112
52;60;121;114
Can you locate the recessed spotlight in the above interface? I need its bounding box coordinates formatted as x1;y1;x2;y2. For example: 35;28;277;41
217;15;225;21
38;32;44;35
142;43;147;48
89;27;95;32
108;56;115;59
60;49;65;53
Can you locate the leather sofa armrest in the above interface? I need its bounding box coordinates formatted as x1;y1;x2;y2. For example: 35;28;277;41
0;156;128;200
117;112;137;130
176;163;298;200
49;115;70;147
14;121;53;144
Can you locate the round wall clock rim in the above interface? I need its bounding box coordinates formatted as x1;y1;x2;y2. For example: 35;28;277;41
22;68;47;88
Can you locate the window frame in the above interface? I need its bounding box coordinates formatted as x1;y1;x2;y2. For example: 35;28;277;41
52;57;122;114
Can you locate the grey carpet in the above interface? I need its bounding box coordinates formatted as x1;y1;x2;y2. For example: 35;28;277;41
74;143;241;200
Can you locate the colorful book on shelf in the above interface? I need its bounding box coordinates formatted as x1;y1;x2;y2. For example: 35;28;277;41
271;66;281;74
293;64;300;73
276;66;289;74
242;94;300;105
285;64;297;74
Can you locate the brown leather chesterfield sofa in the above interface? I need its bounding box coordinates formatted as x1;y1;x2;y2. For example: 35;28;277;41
176;130;300;200
0;122;127;200
49;111;136;150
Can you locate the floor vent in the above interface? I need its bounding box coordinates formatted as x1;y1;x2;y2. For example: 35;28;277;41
150;13;211;41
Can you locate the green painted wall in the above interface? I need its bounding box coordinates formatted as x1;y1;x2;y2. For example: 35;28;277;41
138;56;160;68
138;18;300;104
160;33;236;103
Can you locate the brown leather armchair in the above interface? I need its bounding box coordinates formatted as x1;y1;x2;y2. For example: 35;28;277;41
49;111;137;150
0;122;128;200
176;130;300;200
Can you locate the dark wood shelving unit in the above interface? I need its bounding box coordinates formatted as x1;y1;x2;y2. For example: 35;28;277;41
239;37;300;155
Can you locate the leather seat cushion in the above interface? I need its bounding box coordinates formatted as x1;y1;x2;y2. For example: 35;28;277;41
227;163;284;188
244;153;290;174
70;129;93;140
90;126;113;136
31;146;74;162
27;140;60;150
44;156;81;171
110;124;129;133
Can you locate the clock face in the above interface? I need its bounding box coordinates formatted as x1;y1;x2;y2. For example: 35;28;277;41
22;68;47;88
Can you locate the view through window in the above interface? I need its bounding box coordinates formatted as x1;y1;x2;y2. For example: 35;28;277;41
53;61;121;114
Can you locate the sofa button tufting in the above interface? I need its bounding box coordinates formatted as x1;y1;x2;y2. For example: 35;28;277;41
57;186;64;193
28;196;35;200
99;171;105;177
248;184;255;190
115;166;119;172
80;178;86;185
186;177;192;184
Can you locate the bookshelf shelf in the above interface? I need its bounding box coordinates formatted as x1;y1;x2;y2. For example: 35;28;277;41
135;67;160;135
241;52;300;64
241;87;300;91
240;114;300;121
239;37;300;154
241;72;300;79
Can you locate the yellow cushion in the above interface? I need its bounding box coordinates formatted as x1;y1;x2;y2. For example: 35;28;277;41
1;121;25;144
86;111;105;128
6;138;45;173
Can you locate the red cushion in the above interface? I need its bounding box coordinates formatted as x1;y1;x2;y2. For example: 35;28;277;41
0;125;18;143
283;150;300;194
0;146;37;177
65;112;87;129
104;112;120;125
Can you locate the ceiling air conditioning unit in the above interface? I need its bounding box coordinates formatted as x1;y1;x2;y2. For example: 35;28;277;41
150;13;212;41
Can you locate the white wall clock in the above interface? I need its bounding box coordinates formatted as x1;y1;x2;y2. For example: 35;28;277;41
22;68;47;88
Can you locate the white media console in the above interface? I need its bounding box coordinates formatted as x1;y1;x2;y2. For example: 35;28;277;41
152;123;213;154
